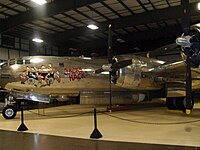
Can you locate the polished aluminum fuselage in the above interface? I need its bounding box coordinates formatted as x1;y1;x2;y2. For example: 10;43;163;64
0;55;163;93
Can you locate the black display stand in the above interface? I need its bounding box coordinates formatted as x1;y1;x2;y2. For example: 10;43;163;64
17;108;28;131
90;108;102;139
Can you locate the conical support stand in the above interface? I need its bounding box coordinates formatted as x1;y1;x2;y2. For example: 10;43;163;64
90;128;102;139
17;108;28;131
90;108;102;139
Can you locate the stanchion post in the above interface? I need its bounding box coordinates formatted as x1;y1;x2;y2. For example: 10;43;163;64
17;108;28;131
90;108;102;139
94;108;97;129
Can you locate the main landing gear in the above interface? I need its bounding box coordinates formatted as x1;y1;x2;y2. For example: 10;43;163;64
166;97;194;114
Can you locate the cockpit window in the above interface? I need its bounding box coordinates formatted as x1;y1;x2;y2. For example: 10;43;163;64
25;60;30;64
17;59;23;64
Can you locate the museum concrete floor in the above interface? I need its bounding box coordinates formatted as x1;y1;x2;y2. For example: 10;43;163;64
0;100;200;150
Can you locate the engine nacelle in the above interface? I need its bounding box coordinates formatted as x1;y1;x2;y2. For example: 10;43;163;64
177;24;200;68
116;65;142;89
132;93;146;103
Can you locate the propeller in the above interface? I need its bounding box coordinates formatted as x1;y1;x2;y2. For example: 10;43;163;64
176;24;200;68
95;24;133;76
106;24;133;111
94;59;133;74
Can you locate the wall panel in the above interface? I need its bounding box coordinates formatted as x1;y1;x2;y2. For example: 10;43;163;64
20;51;29;57
9;49;19;59
0;48;8;60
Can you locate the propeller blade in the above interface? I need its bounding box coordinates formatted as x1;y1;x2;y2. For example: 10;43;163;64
94;68;104;74
95;59;133;74
107;24;113;111
112;59;133;70
108;24;113;64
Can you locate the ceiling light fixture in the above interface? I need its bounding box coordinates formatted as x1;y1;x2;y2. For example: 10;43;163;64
117;38;125;43
31;0;47;5
198;2;200;10
32;38;44;43
87;24;99;30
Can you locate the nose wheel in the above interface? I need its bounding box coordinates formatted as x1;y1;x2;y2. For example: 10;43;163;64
2;106;17;119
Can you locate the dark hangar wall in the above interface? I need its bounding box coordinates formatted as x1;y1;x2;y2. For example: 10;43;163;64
0;33;60;60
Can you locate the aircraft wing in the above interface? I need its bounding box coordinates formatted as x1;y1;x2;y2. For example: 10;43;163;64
142;60;194;97
147;61;186;76
147;60;200;79
145;60;200;92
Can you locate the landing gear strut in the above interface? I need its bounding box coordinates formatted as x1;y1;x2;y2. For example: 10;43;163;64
2;93;17;119
166;97;194;114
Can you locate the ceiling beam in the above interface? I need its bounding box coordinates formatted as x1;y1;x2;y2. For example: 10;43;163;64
2;1;200;49
71;25;182;51
123;25;182;43
56;23;184;50
111;2;200;29
0;0;103;33
47;2;200;44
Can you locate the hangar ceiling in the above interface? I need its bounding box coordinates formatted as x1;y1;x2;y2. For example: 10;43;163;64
0;0;200;56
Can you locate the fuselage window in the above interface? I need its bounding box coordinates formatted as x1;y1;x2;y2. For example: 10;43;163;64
25;60;30;64
17;59;23;64
59;63;64;67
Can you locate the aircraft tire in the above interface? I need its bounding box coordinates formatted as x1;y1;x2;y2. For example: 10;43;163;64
166;97;194;112
166;97;177;110
181;97;194;113
2;106;17;119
